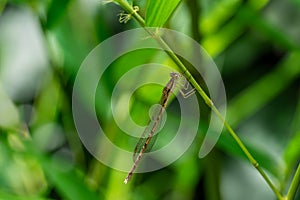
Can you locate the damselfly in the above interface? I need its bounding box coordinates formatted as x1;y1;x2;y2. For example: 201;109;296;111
124;72;194;184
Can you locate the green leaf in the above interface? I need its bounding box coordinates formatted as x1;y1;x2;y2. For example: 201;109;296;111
237;6;298;50
284;91;300;169
202;3;299;57
38;155;101;200
45;0;71;29
0;0;6;15
0;191;49;200
0;83;20;128
227;51;300;127
145;0;182;27
217;131;284;178
199;121;283;178
126;0;133;6
33;76;61;126
22;141;102;200
291;0;300;6
284;131;300;169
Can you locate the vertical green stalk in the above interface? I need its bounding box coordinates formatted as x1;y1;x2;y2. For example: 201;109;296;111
113;1;283;199
287;164;300;200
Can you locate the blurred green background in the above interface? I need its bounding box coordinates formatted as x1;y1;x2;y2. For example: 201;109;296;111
0;0;299;199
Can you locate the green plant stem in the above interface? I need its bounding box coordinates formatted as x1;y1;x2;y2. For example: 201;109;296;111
114;1;283;199
115;0;145;25
287;163;300;200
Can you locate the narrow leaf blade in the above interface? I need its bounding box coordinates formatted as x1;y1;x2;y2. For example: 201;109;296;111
145;0;181;27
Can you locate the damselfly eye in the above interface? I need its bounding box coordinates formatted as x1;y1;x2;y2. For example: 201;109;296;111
170;72;181;79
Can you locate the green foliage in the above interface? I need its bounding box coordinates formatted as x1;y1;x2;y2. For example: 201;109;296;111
227;52;300;126
45;0;71;29
145;0;182;27
0;0;299;199
285;131;300;172
0;0;6;15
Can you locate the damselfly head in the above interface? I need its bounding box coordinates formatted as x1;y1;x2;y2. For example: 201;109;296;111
170;72;182;79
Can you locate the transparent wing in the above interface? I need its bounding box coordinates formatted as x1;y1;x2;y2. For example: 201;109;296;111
133;104;166;161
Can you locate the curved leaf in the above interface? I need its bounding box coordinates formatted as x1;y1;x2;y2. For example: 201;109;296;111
145;0;182;27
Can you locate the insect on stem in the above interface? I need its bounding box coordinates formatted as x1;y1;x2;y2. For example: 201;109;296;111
124;72;194;184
